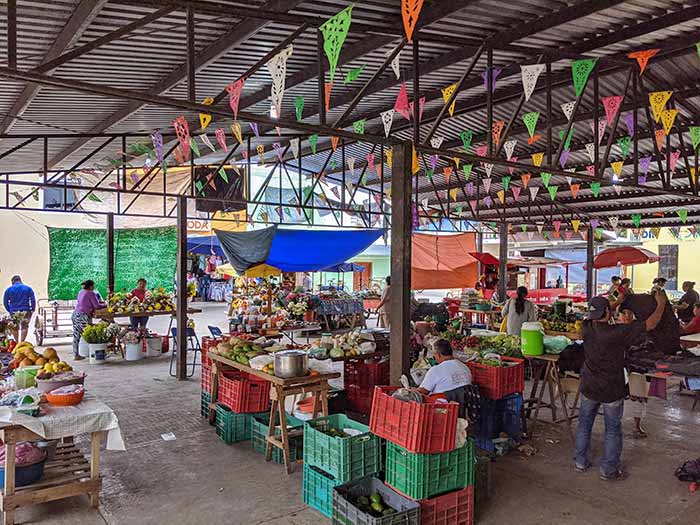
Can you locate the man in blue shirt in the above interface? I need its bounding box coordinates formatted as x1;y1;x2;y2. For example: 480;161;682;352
3;275;36;342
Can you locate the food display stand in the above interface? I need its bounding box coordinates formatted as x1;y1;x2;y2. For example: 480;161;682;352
314;298;365;331
208;353;339;474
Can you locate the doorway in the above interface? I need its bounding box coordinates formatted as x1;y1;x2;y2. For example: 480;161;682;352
353;262;373;290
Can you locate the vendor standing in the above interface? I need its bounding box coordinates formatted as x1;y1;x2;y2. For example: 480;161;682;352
3;275;36;343
375;276;391;329
418;339;472;395
674;281;699;323
72;280;106;360
129;278;149;330
575;291;666;481
501;286;538;336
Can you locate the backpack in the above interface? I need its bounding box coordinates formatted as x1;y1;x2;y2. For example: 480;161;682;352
675;458;700;482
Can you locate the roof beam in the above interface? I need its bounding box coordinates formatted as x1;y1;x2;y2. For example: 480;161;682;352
47;0;306;169
0;0;108;134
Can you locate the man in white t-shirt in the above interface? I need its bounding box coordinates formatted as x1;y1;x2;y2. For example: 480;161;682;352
418;339;472;395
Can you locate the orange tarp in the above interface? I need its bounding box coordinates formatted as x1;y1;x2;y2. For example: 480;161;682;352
411;232;478;290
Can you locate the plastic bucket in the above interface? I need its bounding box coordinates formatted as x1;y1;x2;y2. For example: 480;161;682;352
125;343;143;361
521;322;544;356
145;337;162;357
78;337;90;358
88;343;107;364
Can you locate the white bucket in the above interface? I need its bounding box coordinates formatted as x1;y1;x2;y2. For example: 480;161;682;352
145;337;162;357
78;337;90;358
125;343;143;361
88;343;107;364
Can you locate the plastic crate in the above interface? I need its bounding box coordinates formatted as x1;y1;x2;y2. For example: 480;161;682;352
251;412;304;464
420;485;474;525
497;393;523;442
304;414;382;483
466;357;524;400
473;394;523;451
303;464;342;518
344;358;389;389
201;336;221;367
217;369;271;413
474;453;495;514
370;386;459;454
200;391;211;418
215;403;254;444
385;439;475;500
346;384;375;416
201;364;212;394
332;476;421;525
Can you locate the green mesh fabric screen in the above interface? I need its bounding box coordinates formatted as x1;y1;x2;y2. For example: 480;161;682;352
48;226;177;300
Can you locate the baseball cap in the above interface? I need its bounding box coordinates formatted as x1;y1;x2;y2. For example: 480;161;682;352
587;296;610;320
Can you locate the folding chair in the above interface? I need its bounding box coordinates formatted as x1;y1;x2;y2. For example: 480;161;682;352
208;325;223;338
169;327;201;377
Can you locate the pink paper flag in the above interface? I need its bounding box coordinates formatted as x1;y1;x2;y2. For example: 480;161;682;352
394;82;410;120
553;220;562;232
215;128;228;152
483;177;492;193
469;200;478;213
507;157;518;175
475;145;488;157
602;96;623;124
512;186;521;201
590;119;607;144
669;150;680;172
366;153;375;169
586;164;596;177
226;78;245;120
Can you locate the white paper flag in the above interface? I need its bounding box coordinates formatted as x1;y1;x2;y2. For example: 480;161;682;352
484;163;494;177
560;101;576;121
200;133;216;153
267;45;293;118
390;52;401;80
613;184;622;195
430;136;444;149
347;157;356;176
585;143;596;164
566;176;572;186
503;139;517;160
591;119;607;144
527;231;535;240
521;64;546;101
381;109;395;138
609;216;619;229
483;177;492;193
536;223;544;234
290;138;300;159
421;198;429;210
529;186;539;200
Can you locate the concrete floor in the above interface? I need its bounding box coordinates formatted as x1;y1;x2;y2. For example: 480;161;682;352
10;302;700;524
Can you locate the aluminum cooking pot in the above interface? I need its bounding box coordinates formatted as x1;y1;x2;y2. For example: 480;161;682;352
274;350;309;378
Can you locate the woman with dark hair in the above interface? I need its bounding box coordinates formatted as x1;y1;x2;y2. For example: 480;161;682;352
71;280;106;360
375;276;391;329
501;286;538;335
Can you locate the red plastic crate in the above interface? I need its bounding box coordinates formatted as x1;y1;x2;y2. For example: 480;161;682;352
369;386;459;454
421;486;474;525
466;357;524;400
217;370;271;413
344;358;389;389
201;364;212;394
200;337;222;367
346;384;377;415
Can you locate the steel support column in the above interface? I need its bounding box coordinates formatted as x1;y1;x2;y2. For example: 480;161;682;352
106;213;115;295
586;225;595;300
498;222;508;300
390;141;413;386
476;230;484;277
176;195;189;380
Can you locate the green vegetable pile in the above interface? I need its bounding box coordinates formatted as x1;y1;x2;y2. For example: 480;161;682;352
322;427;349;438
477;334;521;357
354;493;396;517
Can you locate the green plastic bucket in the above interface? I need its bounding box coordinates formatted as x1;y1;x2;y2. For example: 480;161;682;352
521;322;544;356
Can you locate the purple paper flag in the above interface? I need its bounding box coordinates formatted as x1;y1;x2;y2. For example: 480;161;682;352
590;218;600;230
273;142;283;161
639;156;651;174
250;122;259;137
484;195;493;208
430;154;438;170
622;112;634;136
150;131;164;163
560;149;570;168
481;68;502;92
638;175;646;184
466;182;474;195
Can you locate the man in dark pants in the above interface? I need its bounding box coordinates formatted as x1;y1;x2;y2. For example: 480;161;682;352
574;291;666;481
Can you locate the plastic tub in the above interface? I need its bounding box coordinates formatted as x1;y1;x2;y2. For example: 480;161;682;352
88;343;107;364
145;337;162;357
78;337;90;358
521;321;544;356
125;342;143;361
35;374;85;394
0;455;47;488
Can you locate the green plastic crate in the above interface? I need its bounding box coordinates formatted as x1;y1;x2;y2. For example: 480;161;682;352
201;391;211;419
385;438;475;500
303;464;342;517
474;452;495;515
304;414;381;483
215;403;254;444
251;412;304;464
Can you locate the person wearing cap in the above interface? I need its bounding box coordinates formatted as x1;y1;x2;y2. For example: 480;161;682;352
575;290;666;481
674;281;699;323
3;275;36;343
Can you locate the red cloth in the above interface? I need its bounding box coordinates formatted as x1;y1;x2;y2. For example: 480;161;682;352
411;233;477;290
681;315;700;335
130;288;146;302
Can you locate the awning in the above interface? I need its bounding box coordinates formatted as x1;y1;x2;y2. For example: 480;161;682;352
322;262;367;273
215;227;383;273
412;233;478;290
593;246;660;269
468;252;500;266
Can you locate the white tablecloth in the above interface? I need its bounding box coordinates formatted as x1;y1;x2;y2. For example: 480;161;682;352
0;394;125;450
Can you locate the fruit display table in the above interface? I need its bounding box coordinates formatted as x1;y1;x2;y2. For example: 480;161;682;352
0;395;124;525
93;307;202;321
208;353;339;474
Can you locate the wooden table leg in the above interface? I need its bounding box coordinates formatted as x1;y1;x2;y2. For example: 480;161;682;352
530;362;552;437
89;431;102;508
525;360;542;419
276;393;292;475
546;365;558;422
208;362;220;426
552;372;575;445
265;397;279;463
320;385;329;416
3;430;16;525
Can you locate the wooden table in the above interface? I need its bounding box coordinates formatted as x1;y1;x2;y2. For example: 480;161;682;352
0;424;104;525
458;308;500;330
208;353;339;474
523;354;578;444
282;324;322;345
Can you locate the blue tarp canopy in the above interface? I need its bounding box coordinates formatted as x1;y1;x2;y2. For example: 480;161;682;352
187;235;224;256
212;227;382;273
321;262;366;273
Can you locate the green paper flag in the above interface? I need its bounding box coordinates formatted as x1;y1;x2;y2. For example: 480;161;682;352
590;181;601;197
595;228;603;240
455;206;463;215
329;160;337;170
294;96;305;121
218;167;229;183
426;169;434;181
502;175;511;192
190;137;200;158
462;164;473;179
696;43;700;59
678;208;688;223
87;193;102;203
353;119;366;134
689;127;700;150
571;58;597;97
195;180;204;195
521;224;528;233
632;214;642;228
540;171;552;187
319;5;353;82
558;127;574;150
523;111;540;138
309;134;319;154
548;185;558;201
617;135;632;157
460;130;473;152
344;65;365;84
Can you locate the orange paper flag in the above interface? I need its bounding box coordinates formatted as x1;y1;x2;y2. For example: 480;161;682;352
325;81;333;112
570;183;580;199
492;120;505;146
444;166;453;184
401;0;424;42
655;128;666;151
521;173;532;187
627;49;660;75
527;134;542;145
412;146;420;174
331;136;340;152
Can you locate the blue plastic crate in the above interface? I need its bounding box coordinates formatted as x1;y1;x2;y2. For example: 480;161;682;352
497;393;523;442
472;393;523;452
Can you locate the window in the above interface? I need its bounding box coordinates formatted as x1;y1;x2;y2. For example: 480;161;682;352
42;186;78;209
658;245;678;290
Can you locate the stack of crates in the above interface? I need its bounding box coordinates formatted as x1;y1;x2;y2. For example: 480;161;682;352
473;393;523;453
344;356;389;416
302;414;382;518
250;412;304;464
199;337;221;419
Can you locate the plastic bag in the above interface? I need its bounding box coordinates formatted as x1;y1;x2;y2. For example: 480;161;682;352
454;418;470;449
543;335;571;354
248;354;274;370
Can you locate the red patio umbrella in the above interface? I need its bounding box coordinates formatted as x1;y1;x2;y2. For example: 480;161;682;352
592;246;660;269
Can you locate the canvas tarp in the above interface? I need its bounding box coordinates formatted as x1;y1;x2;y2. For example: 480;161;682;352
411;232;478;290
